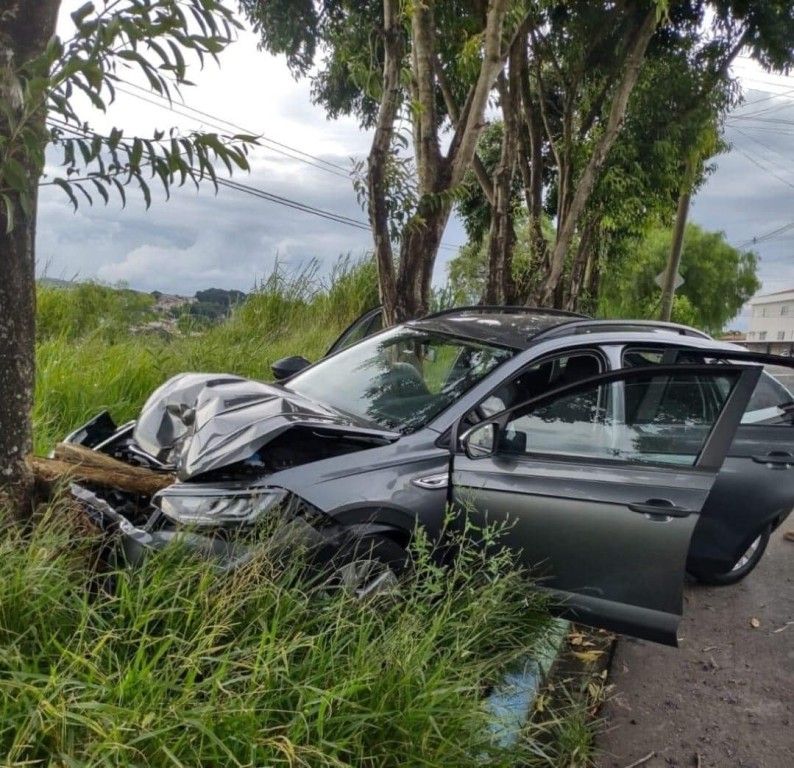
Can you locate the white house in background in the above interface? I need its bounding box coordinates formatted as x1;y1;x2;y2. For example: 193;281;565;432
745;288;794;355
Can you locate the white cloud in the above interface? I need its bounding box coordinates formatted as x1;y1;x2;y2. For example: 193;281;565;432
46;3;793;315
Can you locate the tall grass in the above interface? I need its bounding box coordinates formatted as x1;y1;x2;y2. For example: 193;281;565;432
37;281;157;342
0;504;553;767
34;257;379;452
19;259;580;766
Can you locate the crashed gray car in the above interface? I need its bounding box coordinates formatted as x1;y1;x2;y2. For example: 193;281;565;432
67;306;794;646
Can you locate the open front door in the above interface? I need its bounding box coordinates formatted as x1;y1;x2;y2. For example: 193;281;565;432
452;364;763;645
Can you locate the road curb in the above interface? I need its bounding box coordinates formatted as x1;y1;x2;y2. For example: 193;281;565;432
485;618;570;747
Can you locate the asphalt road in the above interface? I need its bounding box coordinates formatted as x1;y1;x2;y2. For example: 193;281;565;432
596;524;794;768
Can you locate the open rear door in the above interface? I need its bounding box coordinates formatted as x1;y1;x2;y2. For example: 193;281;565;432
683;352;794;575
452;364;763;645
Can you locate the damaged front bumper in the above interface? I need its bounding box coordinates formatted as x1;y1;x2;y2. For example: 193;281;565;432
70;482;347;572
70;484;255;569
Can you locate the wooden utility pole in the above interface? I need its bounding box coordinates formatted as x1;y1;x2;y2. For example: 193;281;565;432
659;153;698;321
658;185;692;321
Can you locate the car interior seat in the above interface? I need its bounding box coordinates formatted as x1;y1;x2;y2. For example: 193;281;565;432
553;354;601;388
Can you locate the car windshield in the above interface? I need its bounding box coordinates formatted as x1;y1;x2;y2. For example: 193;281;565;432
287;326;515;431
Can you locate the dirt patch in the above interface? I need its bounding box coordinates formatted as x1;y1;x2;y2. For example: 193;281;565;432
596;525;794;768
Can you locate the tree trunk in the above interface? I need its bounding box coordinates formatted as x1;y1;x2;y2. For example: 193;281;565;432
367;0;403;327
585;247;602;308
0;0;61;518
659;185;692;322
484;66;519;305
516;38;548;304
536;8;657;308
565;217;598;312
483;171;516;304
31;443;175;497
370;0;510;324
0;200;37;517
394;195;452;320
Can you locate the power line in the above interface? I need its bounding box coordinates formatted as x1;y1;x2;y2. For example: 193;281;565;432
732;144;794;191
734;84;794;111
737;220;794;249
115;79;353;177
44;117;463;252
46;117;372;229
726;123;794;137
731;125;794;164
98;78;467;252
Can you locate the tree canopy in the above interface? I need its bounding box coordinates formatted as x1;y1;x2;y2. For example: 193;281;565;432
597;223;761;334
0;0;254;515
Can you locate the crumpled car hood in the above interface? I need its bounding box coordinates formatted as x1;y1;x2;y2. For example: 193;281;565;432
133;373;397;480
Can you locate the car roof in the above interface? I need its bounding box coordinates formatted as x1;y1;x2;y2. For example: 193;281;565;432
406;306;710;350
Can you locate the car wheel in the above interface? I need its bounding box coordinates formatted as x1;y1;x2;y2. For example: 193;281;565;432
688;524;772;586
332;534;409;599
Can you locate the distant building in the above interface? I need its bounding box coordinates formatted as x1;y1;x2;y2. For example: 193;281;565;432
745;289;794;355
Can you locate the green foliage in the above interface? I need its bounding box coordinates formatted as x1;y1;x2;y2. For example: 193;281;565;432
33;257;379;453
0;499;554;767
710;0;794;72
598;223;761;333
447;214;556;304
1;0;255;230
241;0;384;126
37;281;155;342
457;122;526;245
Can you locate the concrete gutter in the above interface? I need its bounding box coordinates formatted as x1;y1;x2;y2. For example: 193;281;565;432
485;618;570;747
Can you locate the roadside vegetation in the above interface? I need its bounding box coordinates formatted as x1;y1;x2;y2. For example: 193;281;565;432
0;263;595;766
33;258;379;453
0;500;555;767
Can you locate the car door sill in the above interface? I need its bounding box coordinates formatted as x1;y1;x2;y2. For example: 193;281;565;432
542;587;680;647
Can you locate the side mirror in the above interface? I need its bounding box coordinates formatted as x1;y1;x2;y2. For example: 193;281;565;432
271;355;311;381
461;422;500;459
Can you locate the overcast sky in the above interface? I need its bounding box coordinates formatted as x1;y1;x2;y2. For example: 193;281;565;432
39;4;794;329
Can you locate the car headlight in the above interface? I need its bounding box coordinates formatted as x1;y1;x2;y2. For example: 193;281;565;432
154;485;287;526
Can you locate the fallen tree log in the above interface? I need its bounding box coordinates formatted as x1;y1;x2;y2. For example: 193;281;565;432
28;443;175;497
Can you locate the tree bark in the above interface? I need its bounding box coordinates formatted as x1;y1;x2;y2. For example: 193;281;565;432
447;0;510;189
515;33;548;303
564;216;598;312
484;64;519;305
0;0;61;518
536;7;657;308
31;443;175;497
367;0;403;327
373;0;510;323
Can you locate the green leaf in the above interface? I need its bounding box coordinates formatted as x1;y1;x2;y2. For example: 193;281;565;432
2;158;28;193
70;2;95;26
111;177;127;208
90;177;110;205
130;138;143;170
1;193;15;234
52;178;80;211
139;176;152;209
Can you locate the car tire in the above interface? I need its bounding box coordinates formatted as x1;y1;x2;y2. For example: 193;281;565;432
331;533;410;598
688;524;772;586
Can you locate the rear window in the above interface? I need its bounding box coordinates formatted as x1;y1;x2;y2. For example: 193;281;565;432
621;347;794;426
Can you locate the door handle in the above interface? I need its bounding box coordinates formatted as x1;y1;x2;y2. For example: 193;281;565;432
752;451;794;467
628;499;693;518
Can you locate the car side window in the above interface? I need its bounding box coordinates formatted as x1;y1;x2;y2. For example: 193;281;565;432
478;352;603;418
500;370;739;467
326;309;383;356
743;371;794;425
622;346;794;427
